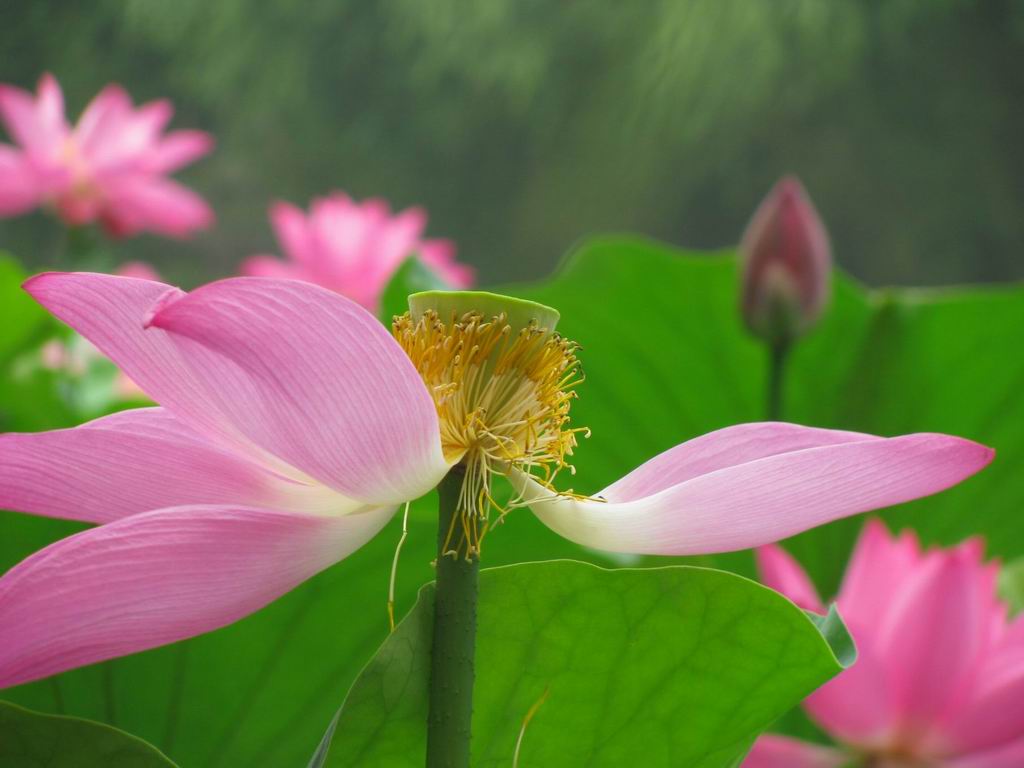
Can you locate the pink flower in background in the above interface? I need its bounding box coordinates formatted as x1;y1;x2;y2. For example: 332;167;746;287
0;271;991;687
746;520;1024;768
0;73;213;238
241;193;473;311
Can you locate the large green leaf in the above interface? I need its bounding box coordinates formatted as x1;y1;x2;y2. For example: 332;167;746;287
0;700;177;767
320;561;853;767
0;254;52;364
0;254;78;432
513;236;1024;593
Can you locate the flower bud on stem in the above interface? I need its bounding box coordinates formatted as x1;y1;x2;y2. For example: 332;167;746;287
740;176;831;348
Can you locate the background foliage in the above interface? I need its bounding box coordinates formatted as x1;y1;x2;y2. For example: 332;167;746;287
2;0;1023;288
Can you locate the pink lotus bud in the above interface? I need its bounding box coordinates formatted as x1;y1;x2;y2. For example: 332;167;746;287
739;176;831;345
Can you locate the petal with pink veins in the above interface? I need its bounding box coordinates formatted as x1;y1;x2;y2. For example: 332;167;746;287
146;277;453;505
0;504;395;689
25;273;451;504
742;734;848;768
510;426;992;555
0;407;354;524
25;272;321;474
598;422;877;501
756;544;824;613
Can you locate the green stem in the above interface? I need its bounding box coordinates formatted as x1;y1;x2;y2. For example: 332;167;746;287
426;467;479;768
766;339;790;421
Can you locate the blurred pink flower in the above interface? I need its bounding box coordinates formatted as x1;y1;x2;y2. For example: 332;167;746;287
241;193;473;311
0;73;213;238
746;520;1024;768
740;176;831;345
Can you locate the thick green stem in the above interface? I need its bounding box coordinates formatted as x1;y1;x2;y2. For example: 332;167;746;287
766;339;790;421
426;467;479;768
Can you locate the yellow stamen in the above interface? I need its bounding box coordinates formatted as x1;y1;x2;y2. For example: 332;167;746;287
394;309;588;558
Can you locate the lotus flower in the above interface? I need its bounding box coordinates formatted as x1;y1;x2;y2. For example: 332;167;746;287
0;73;213;237
241;193;473;311
740;176;831;345
746;521;1024;768
0;272;991;688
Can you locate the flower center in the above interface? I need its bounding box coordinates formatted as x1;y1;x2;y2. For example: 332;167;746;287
393;302;587;558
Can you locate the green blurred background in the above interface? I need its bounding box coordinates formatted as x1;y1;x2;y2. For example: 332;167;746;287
2;0;1022;288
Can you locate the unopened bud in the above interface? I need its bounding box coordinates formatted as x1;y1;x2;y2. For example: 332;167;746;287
739;176;831;345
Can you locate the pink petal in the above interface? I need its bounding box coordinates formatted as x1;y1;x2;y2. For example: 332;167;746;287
947;738;1024;768
0;407;345;524
74;84;132;152
144;129;213;173
24;273;447;506
742;735;848;768
24;273;288;470
944;656;1024;755
511;428;993;555
600;422;877;501
0;84;37;148
0;504;394;688
803;629;896;748
35;73;67;148
793;521;922;748
0;74;68;157
0;145;41;215
755;544;824;613
101;176;213;238
145;277;451;504
875;540;999;740
836;520;923;631
82;97;171;171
